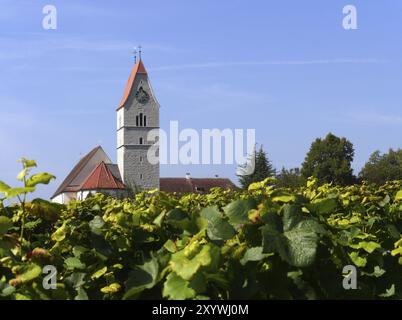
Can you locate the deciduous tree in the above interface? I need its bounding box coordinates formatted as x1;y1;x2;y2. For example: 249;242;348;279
301;133;355;185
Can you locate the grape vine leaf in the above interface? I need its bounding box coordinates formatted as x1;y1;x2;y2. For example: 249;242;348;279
162;272;196;300
224;199;257;227
200;207;235;241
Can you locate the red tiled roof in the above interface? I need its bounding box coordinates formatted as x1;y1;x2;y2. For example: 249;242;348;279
117;59;147;111
81;162;125;190
51;146;104;199
160;177;237;194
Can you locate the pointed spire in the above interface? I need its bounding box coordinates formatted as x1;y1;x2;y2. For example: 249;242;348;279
117;57;148;111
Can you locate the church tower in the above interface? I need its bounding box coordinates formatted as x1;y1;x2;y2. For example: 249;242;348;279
116;58;160;190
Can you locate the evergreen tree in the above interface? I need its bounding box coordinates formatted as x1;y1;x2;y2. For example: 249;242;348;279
237;145;276;189
301;133;356;185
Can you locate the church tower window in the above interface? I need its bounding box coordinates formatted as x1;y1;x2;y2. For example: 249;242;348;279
139;113;143;126
139;137;143;145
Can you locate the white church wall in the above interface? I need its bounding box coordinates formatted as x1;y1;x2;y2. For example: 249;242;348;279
52;192;77;204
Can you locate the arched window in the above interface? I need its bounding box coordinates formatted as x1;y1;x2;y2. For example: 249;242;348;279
144;115;147;127
140;173;143;180
139;137;143;145
139;156;143;163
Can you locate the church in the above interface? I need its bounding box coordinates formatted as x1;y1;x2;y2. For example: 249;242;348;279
51;57;236;204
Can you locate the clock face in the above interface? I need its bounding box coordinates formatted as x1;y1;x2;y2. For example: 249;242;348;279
135;87;150;105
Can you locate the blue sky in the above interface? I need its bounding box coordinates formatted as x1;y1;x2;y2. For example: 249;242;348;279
0;0;401;199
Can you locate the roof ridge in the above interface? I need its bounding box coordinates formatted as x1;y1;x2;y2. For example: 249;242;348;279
79;161;104;190
103;162;117;188
51;146;103;198
80;160;126;191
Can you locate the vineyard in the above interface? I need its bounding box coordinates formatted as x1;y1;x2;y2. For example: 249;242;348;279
1;160;402;300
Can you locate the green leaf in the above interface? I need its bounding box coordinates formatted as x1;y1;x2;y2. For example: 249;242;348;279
5;187;35;199
72;246;88;258
200;207;235;241
0;281;15;297
101;283;121;294
123;256;159;299
395;190;402;202
66;272;86;289
18;158;37;169
166;208;188;221
362;266;386;278
74;287;89;300
240;247;271;265
349;241;381;254
65;257;86;270
349;251;367;267
17;168;28;181
310;198;338;215
0;181;10;193
283;221;320;267
224;199;256;227
0;216;12;235
89;216;105;234
164;239;178;253
378;195;390;207
170;245;213;280
386;224;400;240
153;210;167;227
26;173;56;187
18;263;42;283
51;223;68;242
91;266;107;280
24;218;42;230
164;208;195;232
162;272;196;300
261;211;323;267
379;284;395;298
272;194;296;203
282;205;304;232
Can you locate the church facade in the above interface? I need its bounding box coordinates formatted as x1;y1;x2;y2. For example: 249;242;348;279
51;58;236;204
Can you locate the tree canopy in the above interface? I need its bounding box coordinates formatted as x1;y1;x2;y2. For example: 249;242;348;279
275;167;305;189
301;133;355;185
359;149;402;185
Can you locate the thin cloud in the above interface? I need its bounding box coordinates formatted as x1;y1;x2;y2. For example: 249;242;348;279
0;35;180;61
343;111;402;126
151;59;389;71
